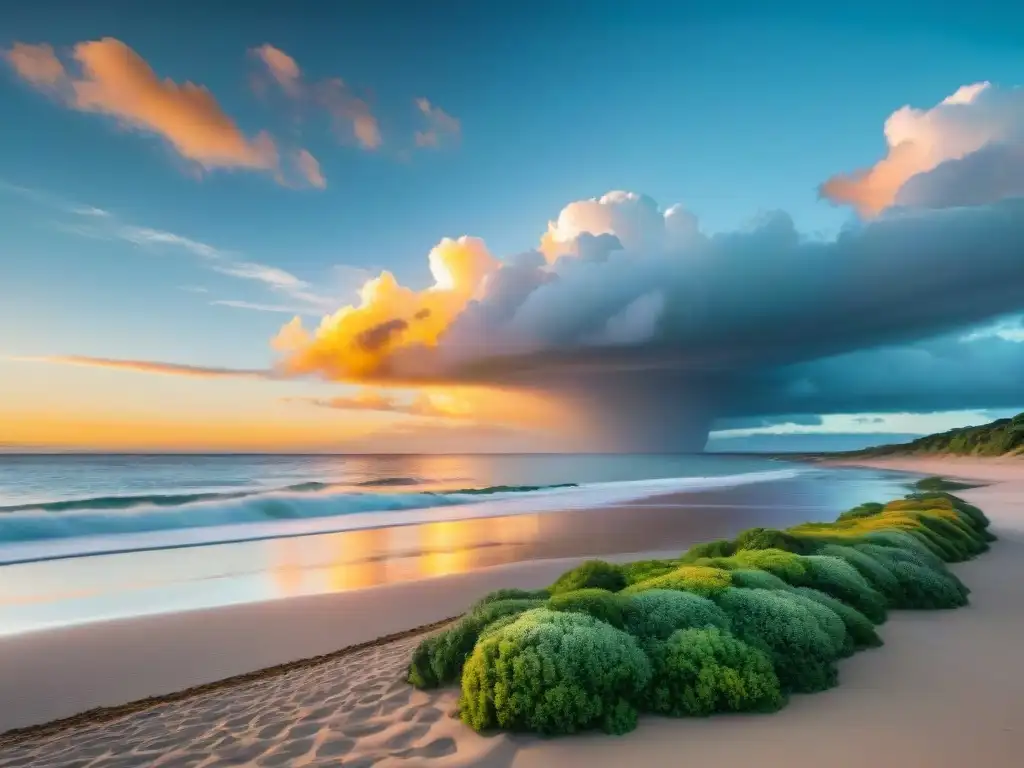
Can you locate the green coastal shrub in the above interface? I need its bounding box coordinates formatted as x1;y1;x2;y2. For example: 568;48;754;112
728;569;792;591
620;558;682;585
459;609;651;735
642;627;784;717
912;476;979;492
679;539;735;562
861;531;949;572
815;544;904;603
621;589;731;640
409;489;990;738
772;588;852;658
792;587;883;650
800;555;889;624
713;588;840;693
550;560;626;594
733;527;810;555
548;588;628;628
854;544;968;609
837;501;885;522
408;598;545;688
727;570;880;651
471;587;550;611
920;493;993;535
729;548;808;583
622;565;732;597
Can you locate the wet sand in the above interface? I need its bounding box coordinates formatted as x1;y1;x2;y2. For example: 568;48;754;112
3;461;1022;766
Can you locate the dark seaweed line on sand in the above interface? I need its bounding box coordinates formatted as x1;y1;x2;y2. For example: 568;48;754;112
0;615;459;749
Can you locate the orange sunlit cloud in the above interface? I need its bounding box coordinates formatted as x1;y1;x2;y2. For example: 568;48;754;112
273;236;499;380
3;42;65;87
4;38;322;186
251;42;382;150
820;82;998;216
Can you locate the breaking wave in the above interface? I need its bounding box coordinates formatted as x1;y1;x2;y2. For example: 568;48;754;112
0;469;806;563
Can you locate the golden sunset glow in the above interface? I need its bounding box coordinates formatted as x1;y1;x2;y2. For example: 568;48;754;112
274;236;499;381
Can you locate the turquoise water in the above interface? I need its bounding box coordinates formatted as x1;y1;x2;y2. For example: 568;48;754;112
0;454;795;557
0;454;921;634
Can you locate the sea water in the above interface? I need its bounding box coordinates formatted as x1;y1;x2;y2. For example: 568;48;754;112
0;454;919;633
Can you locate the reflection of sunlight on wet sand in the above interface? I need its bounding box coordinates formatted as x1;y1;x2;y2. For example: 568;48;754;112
268;513;544;598
272;538;306;597
418;521;473;578
328;528;391;591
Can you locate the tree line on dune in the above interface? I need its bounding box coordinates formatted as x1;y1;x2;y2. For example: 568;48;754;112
848;411;1024;457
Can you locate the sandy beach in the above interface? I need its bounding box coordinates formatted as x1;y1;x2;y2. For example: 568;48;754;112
1;457;1022;767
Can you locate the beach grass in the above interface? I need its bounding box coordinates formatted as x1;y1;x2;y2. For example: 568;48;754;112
407;490;994;736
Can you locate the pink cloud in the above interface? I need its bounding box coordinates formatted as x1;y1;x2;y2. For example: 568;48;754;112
4;38;306;184
414;97;460;149
3;42;65;88
251;44;382;150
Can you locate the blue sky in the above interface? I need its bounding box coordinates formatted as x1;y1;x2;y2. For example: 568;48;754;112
2;1;1023;450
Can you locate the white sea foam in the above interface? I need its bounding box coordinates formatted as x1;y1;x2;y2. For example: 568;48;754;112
0;468;805;564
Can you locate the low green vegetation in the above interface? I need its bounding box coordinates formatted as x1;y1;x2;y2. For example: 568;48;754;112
845;411;1024;457
912;476;982;492
407;490;995;736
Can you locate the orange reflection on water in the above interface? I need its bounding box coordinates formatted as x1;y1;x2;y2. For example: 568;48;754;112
269;514;543;599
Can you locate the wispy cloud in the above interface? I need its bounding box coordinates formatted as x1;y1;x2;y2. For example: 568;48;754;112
250;43;382;151
5;180;335;314
3;38;323;189
8;355;270;379
414;97;461;149
212;299;308;314
287;389;476;420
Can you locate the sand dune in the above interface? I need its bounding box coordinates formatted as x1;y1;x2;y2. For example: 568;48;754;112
1;459;1023;767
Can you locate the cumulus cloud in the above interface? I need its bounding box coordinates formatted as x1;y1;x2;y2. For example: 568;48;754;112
274;193;1024;390
821;82;1024;216
273;236;500;380
251;43;382;150
538;191;698;261
267;156;1024;449
4;38;323;187
414;97;460;149
20;75;1024;451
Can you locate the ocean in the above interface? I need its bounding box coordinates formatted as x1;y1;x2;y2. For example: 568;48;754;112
0;453;804;560
0;453;920;634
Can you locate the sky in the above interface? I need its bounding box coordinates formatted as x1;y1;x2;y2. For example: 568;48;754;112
2;0;1024;452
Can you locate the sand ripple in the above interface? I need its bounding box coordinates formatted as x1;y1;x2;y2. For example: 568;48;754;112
0;633;513;768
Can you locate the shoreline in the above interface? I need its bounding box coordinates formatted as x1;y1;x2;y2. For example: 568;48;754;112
2;459;1023;766
0;470;906;734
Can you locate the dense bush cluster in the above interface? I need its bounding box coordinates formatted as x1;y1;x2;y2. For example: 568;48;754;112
642;627;784;716
407;490;994;736
621;589;730;640
460;609;651;735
